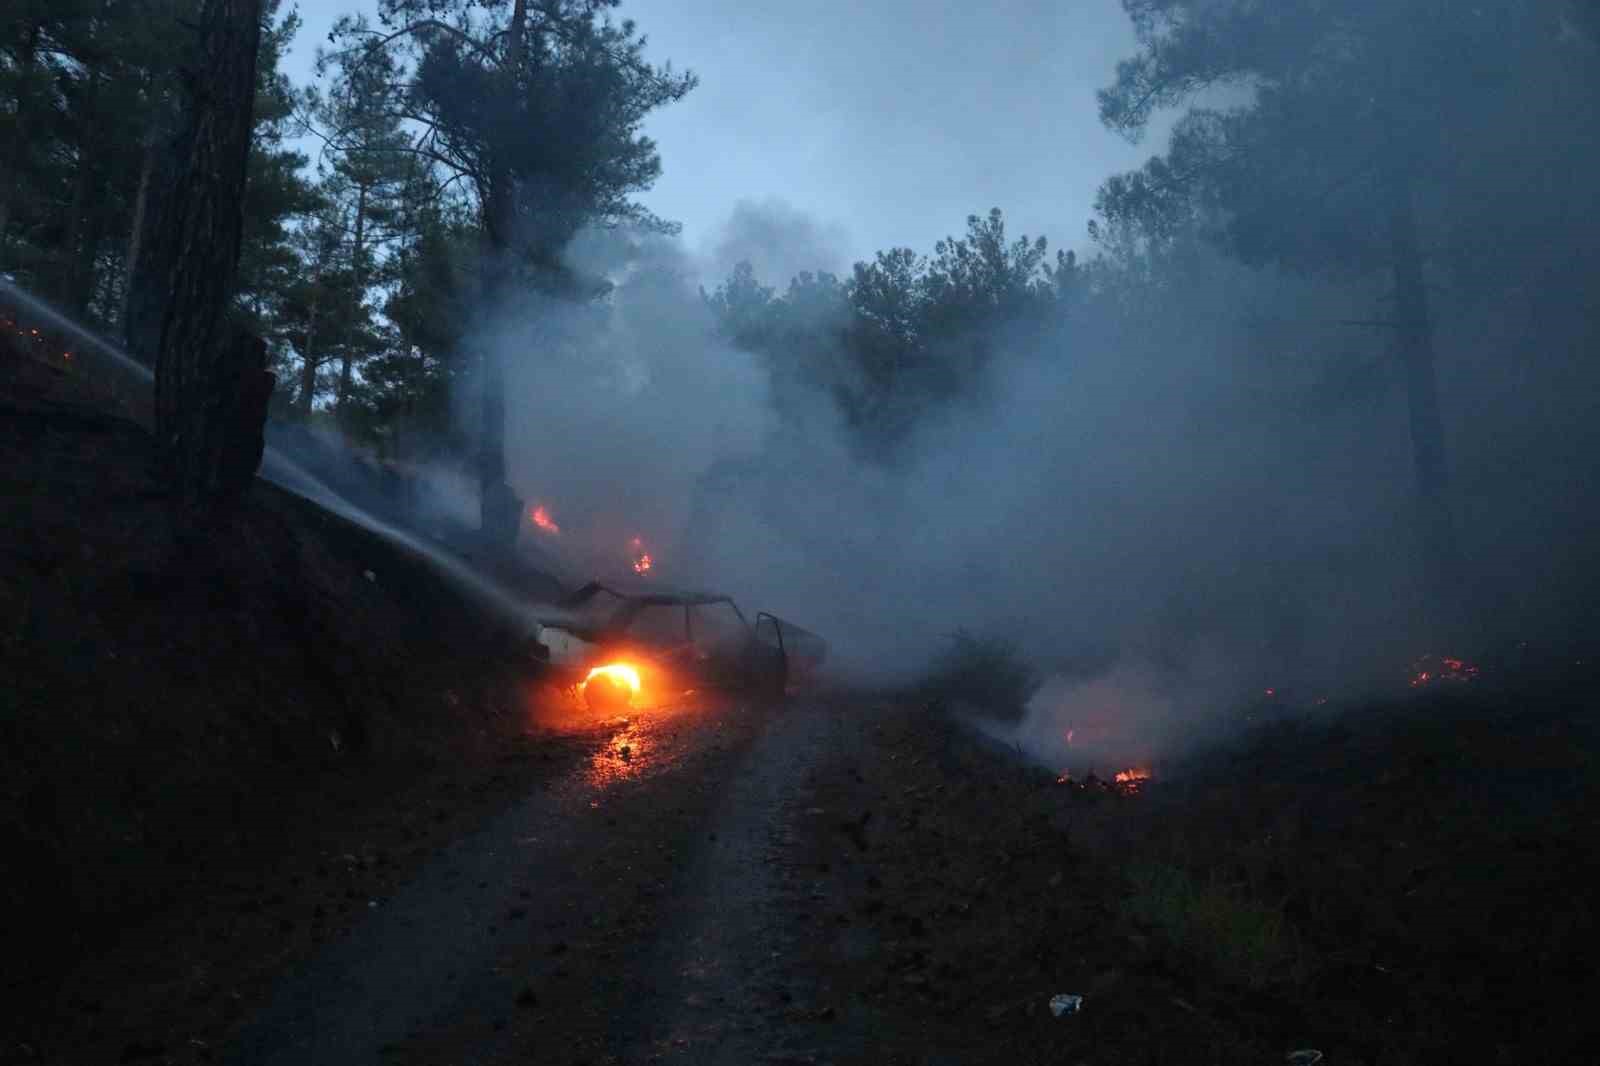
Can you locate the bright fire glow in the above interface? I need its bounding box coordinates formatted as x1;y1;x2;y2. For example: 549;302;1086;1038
1114;767;1152;792
528;504;560;535
583;663;641;698
630;536;653;575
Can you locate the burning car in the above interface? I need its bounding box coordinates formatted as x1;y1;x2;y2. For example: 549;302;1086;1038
530;579;825;711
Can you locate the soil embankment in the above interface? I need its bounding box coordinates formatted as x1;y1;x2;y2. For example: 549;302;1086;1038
1;344;576;1059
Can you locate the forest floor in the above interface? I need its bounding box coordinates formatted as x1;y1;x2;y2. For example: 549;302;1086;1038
743;683;1600;1066
5;335;1600;1066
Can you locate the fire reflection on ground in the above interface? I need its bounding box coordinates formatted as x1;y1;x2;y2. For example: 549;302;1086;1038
586;718;656;789
518;679;727;794
578;690;737;792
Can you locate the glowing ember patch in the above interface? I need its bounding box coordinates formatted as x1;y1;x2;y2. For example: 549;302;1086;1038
1114;767;1152;792
583;663;641;697
528;504;560;535
1408;654;1480;688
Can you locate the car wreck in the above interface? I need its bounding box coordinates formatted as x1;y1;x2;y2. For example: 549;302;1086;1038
531;579;826;711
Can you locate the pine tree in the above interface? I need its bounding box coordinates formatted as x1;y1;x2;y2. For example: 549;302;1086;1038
129;0;266;516
1092;0;1538;627
326;0;695;549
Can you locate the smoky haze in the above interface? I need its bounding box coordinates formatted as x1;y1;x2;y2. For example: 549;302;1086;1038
452;4;1597;769
462;207;1592;771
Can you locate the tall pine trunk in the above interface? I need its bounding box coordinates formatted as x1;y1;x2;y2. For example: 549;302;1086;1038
1381;133;1460;633
298;287;321;415
476;245;518;548
139;0;265;519
119;130;160;327
474;0;530;551
59;61;107;312
336;182;369;411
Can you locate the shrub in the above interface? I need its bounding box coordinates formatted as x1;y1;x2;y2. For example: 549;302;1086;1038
925;628;1041;722
1124;860;1309;990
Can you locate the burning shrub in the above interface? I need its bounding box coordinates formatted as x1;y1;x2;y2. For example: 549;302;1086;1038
924;628;1040;722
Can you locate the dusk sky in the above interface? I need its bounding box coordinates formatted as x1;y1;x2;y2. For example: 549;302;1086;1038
281;0;1173;281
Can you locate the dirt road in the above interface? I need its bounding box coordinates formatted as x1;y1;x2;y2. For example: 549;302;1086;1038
30;664;1599;1066
4;353;887;1066
215;693;845;1066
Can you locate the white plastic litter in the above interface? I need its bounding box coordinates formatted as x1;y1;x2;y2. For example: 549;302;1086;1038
1048;993;1084;1017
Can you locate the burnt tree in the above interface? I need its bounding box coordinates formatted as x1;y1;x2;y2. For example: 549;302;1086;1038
126;0;265;517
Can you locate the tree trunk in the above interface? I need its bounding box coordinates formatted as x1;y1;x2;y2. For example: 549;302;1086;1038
60;156;93;306
1381;134;1461;632
474;0;529;550
69;185;111;318
336;182;369;411
119;133;159;326
476;242;519;547
298;287;321;416
59;65;106;312
139;0;265;520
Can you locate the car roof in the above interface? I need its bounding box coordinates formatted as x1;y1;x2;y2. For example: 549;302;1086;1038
562;578;732;608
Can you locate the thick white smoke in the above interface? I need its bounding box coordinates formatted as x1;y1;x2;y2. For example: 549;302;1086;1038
458;199;1589;766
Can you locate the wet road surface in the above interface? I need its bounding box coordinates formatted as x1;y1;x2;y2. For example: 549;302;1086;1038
224;693;839;1066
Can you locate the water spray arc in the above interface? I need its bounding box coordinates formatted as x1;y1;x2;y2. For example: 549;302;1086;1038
1;278;561;633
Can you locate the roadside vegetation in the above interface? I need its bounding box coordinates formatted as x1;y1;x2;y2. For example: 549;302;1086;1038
778;666;1599;1064
922;628;1042;722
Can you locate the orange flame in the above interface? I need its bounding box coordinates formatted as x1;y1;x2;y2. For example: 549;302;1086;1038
582;662;642;706
630;536;653;575
528;504;560;535
584;662;641;694
1114;767;1152;792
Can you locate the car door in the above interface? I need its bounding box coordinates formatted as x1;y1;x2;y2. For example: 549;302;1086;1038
688;600;756;688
